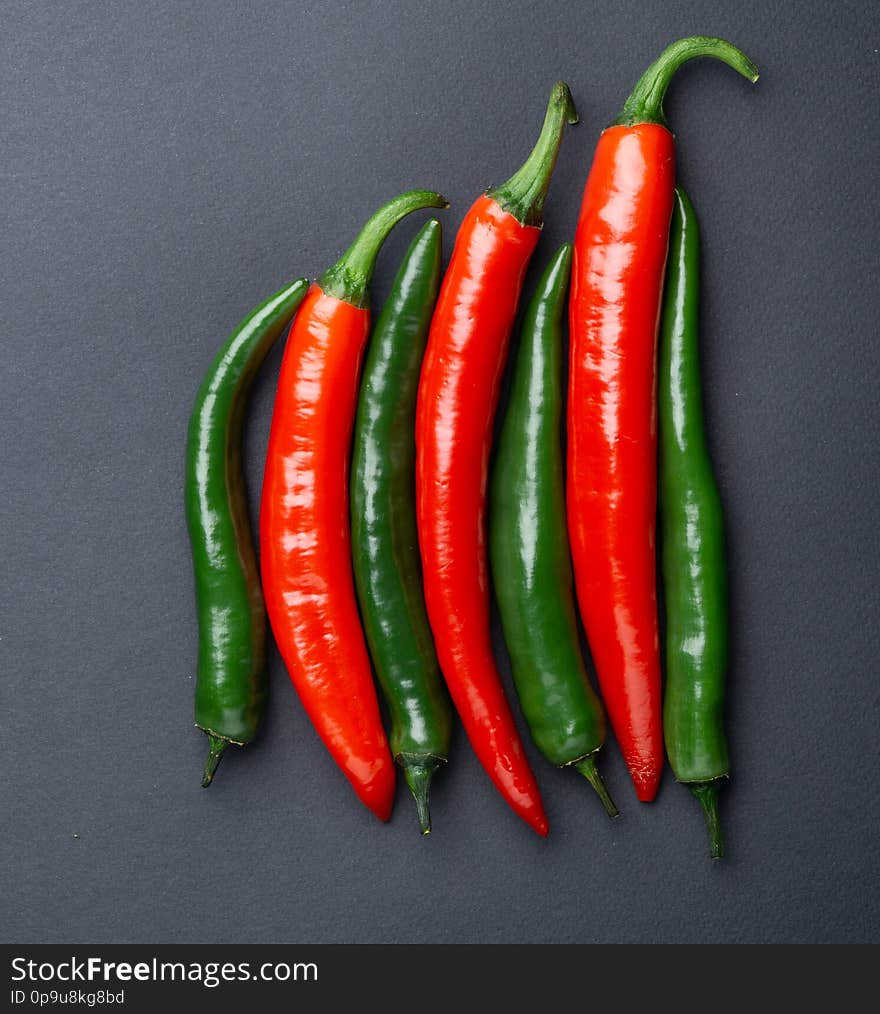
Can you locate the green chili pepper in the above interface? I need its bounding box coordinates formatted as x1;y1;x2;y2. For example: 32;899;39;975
659;187;729;858
489;244;617;817
185;277;309;786
351;220;452;834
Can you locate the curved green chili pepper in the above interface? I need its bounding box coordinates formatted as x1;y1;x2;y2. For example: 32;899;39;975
659;187;729;858
351;219;452;834
186;277;309;786
489;244;617;818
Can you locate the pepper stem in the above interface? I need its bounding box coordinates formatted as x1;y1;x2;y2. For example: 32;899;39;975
201;734;229;787
574;754;620;819
690;781;725;859
402;758;444;835
614;36;758;128
319;190;449;309
489;81;578;228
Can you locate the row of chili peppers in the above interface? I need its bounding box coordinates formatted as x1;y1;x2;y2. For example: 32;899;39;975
185;36;758;858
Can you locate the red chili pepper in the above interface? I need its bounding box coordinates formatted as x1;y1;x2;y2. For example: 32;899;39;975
416;84;577;835
567;37;757;801
261;190;448;820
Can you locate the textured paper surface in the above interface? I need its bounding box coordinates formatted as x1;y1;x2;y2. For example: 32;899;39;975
1;0;878;943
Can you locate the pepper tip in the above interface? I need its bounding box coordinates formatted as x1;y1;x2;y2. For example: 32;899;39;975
526;811;549;838
632;768;661;802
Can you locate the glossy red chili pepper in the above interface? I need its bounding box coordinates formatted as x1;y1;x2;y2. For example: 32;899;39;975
416;84;577;836
567;37;757;802
260;191;447;820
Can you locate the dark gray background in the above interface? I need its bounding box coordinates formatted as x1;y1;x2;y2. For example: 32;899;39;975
2;0;878;944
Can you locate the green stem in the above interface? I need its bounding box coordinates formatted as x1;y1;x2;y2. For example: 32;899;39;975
402;759;443;835
690;781;725;859
489;81;578;227
319;190;448;308
201;734;229;787
614;36;758;128
574;755;620;819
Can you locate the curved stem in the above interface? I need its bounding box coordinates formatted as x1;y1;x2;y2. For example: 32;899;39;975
614;36;758;128
319;190;448;308
690;781;725;859
201;733;229;787
489;81;578;227
574;754;620;819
